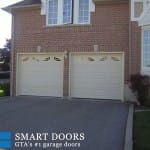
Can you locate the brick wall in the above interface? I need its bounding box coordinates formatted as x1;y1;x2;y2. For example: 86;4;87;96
130;22;141;75
11;1;141;96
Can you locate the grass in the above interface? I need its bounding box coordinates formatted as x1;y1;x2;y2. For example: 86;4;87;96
134;111;150;150
0;82;10;96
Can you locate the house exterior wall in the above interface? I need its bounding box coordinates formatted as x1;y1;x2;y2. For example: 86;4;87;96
130;21;141;75
11;1;141;97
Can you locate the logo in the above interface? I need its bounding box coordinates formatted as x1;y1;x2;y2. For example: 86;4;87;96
0;132;11;149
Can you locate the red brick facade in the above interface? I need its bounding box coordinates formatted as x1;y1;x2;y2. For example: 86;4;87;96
11;1;141;96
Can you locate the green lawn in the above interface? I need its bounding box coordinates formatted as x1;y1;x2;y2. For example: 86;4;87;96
134;111;150;150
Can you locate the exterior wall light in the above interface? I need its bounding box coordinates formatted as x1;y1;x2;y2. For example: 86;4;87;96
64;50;68;59
94;44;99;52
37;45;42;52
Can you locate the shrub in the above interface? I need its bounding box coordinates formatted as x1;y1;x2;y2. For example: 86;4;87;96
145;88;150;107
0;82;10;96
130;74;150;106
0;71;10;79
0;89;5;97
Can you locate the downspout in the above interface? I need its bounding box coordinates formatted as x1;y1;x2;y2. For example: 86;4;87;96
129;0;132;80
10;13;15;96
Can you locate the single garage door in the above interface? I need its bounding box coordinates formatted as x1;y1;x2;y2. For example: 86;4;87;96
17;54;63;97
70;53;124;100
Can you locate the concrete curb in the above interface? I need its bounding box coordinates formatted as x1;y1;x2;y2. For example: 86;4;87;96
135;109;150;112
124;104;134;150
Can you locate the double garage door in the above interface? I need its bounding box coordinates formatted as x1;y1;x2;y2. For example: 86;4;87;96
17;53;124;100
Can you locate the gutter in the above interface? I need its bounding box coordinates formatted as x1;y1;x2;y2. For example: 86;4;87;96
129;0;132;77
93;0;128;4
2;4;41;13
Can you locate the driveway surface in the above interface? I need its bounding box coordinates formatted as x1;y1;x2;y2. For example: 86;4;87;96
0;97;129;150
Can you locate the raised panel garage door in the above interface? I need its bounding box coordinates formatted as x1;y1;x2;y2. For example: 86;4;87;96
70;53;124;100
17;54;63;97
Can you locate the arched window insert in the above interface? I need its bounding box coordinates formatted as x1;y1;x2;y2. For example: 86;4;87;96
131;0;150;21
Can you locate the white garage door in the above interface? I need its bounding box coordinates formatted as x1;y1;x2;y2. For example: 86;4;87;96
70;53;124;100
17;54;63;97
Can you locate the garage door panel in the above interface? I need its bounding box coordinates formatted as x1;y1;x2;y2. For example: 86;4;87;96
21;80;61;87
18;54;63;97
71;75;122;84
70;53;124;100
71;73;121;79
72;89;122;99
72;83;121;89
72;90;121;99
21;89;59;97
72;66;122;73
72;86;121;91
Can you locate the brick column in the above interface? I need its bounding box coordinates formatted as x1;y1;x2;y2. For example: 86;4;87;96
63;55;69;98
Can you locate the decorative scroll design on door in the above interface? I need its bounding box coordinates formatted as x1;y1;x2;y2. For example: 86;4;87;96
88;57;95;61
54;57;61;61
111;56;120;61
43;57;50;61
32;57;40;62
99;56;107;61
22;57;29;62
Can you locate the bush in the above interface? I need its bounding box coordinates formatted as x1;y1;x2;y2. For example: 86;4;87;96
0;82;10;96
0;89;5;97
0;71;10;79
130;74;150;106
145;88;150;106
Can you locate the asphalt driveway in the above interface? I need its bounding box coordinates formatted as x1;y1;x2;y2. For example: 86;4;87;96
0;97;129;150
